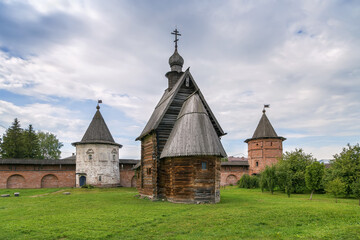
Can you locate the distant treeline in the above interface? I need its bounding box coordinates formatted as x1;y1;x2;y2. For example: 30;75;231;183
238;146;360;204
0;118;63;159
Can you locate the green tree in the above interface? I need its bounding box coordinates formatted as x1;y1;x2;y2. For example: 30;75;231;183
37;131;63;159
0;118;25;158
305;161;325;200
326;178;346;203
263;165;277;194
23;124;41;158
259;173;267;192
238;174;251;188
276;149;315;193
352;179;360;206
327;144;360;195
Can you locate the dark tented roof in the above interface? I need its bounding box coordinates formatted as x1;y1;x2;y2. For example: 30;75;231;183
160;93;226;158
72;108;122;147
136;69;225;140
245;111;285;143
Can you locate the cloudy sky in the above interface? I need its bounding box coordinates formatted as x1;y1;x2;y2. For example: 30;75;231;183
0;0;359;160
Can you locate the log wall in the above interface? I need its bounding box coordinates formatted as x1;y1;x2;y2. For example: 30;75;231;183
161;156;221;203
138;133;158;198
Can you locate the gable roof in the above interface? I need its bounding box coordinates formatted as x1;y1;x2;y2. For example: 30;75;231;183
160;93;226;158
72;109;122;147
136;68;225;140
245;111;285;143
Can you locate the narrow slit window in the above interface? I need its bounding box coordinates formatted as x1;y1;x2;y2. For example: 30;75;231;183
256;161;259;167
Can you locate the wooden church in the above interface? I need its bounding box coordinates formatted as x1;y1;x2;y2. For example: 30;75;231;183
135;29;226;203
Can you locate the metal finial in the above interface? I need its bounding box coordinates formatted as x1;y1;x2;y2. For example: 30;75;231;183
171;28;181;50
263;104;270;113
97;99;102;110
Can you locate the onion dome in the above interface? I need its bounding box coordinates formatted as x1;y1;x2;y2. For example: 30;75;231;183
169;49;184;72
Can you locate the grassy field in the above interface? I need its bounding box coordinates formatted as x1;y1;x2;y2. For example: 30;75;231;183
0;187;359;240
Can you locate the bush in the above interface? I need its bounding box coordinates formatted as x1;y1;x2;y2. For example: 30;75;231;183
326;178;346;203
81;184;95;189
238;174;259;189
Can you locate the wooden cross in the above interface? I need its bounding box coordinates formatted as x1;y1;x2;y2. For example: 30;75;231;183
171;28;181;50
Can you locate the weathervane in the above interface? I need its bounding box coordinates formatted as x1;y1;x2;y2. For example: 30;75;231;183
96;99;102;110
263;104;270;113
171;28;181;50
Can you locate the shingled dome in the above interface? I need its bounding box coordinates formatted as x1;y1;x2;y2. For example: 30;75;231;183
245;110;285;143
72;107;122;147
169;49;184;72
160;93;226;158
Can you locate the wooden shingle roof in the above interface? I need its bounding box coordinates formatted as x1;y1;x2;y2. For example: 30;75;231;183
136;68;225;140
160;93;226;158
72;108;122;147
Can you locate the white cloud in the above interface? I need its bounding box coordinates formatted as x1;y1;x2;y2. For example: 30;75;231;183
0;1;359;160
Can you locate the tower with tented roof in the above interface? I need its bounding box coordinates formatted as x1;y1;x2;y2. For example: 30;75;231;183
245;108;286;175
72;102;122;187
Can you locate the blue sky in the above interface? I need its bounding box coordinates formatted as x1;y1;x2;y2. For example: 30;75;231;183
0;0;359;160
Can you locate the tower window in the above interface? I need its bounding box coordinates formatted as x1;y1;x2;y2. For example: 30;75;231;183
113;154;116;161
99;176;102;181
88;154;92;160
256;161;259;167
147;168;152;175
202;162;207;170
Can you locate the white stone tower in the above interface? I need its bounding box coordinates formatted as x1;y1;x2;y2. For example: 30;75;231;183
72;103;122;187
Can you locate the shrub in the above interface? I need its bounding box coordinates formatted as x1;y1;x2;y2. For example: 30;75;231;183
238;174;259;189
326;178;346;203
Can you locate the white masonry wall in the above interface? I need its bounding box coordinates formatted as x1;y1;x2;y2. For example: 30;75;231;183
75;143;120;187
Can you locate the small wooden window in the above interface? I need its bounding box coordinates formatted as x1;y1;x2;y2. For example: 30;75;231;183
202;162;207;170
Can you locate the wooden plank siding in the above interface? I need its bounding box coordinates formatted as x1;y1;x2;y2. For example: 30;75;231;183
138;133;157;197
161;156;221;203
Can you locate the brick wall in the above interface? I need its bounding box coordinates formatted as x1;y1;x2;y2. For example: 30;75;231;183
119;164;136;187
247;138;283;175
0;164;76;189
220;165;249;186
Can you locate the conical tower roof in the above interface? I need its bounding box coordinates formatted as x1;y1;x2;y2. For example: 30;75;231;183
72;106;122;147
160;93;226;158
245;109;285;143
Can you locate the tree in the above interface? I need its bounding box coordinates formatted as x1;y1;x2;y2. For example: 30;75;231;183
276;149;315;194
37;131;63;159
0;118;25;158
259;173;267;192
23;124;41;158
263;165;277;194
352;179;360;206
305;161;325;200
327;144;360;195
326;178;346;203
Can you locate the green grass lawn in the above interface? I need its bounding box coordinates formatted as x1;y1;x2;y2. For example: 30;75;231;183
0;187;359;240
